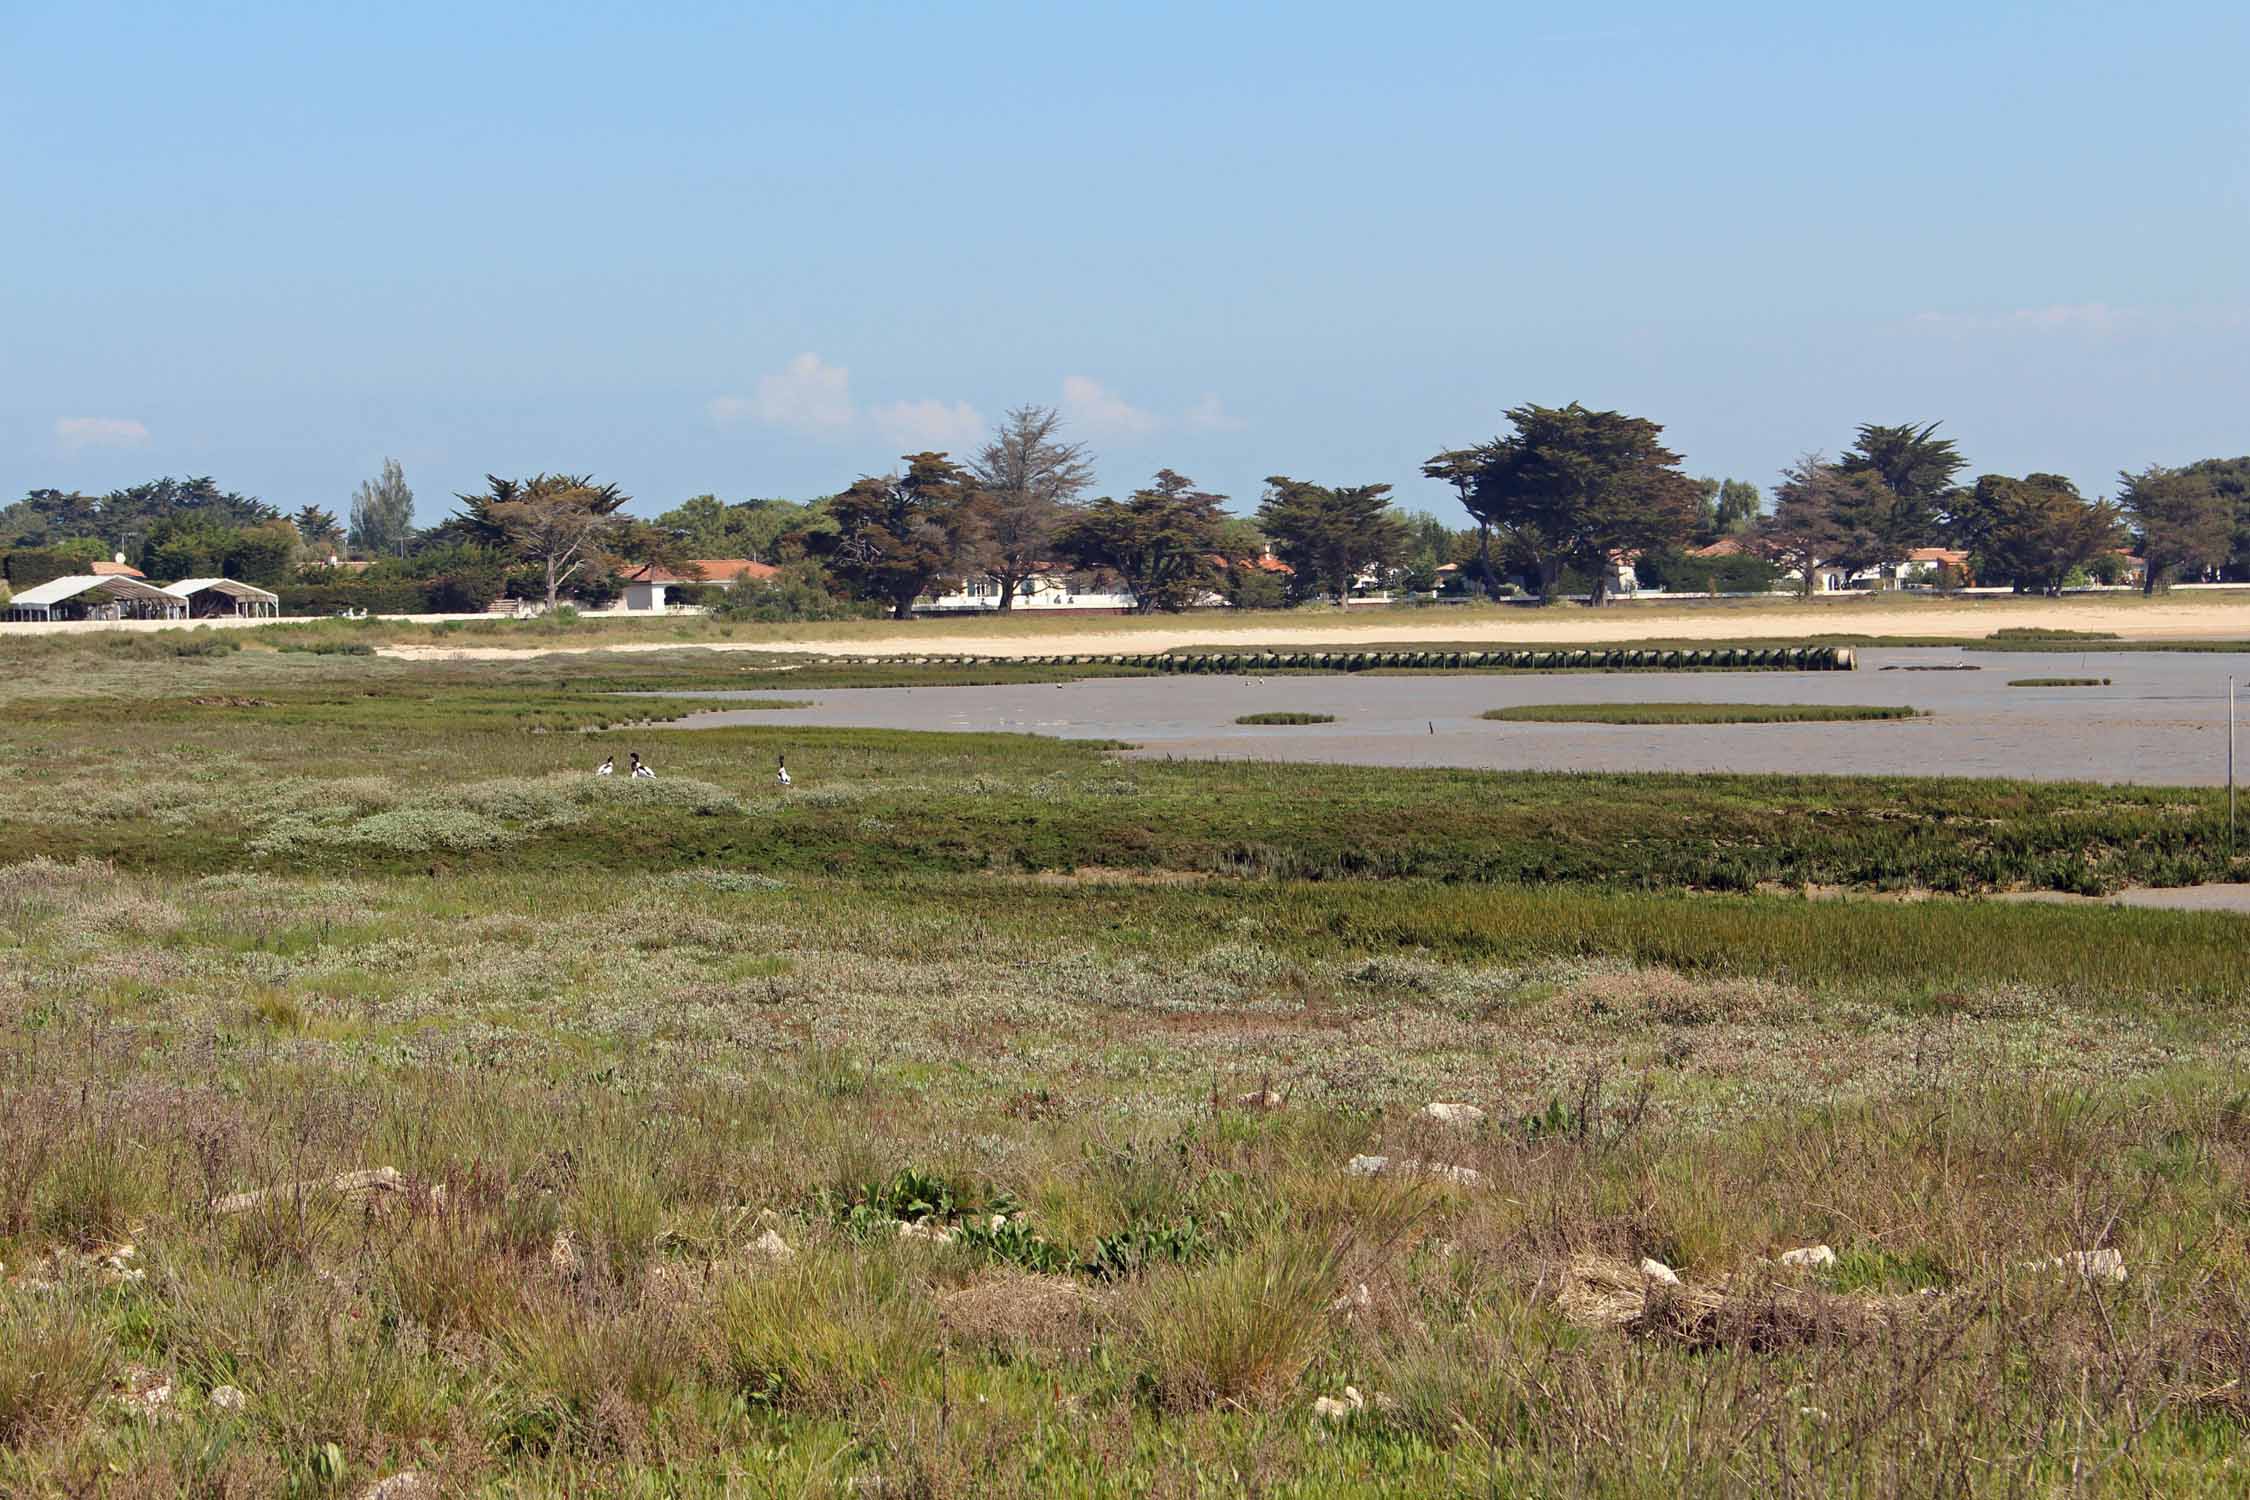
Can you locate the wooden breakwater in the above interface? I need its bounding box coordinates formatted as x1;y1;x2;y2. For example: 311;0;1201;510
812;645;1858;673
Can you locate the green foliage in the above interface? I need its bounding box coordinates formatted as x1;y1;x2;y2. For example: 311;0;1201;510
2;548;85;588
708;561;872;622
1836;420;1963;546
1257;476;1409;603
348;457;416;557
2120;464;2230;590
1465;403;1701;602
2008;677;2110;687
1056;470;1228;613
1236;711;1336;725
1953;474;2127;595
814;452;979;619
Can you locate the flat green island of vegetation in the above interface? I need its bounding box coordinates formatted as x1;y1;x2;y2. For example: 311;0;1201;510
2009;676;2111;687
2;629;2248;1494
1235;710;1337;725
1482;701;1921;725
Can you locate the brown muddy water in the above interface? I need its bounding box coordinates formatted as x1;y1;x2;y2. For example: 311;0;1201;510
641;648;2250;788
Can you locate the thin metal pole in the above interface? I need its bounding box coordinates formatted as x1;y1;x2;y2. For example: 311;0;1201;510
2231;677;2238;862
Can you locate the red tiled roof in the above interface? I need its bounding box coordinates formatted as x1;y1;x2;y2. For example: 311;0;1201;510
90;560;145;577
1903;547;1970;565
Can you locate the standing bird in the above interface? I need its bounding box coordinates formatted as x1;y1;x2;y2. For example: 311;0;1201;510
629;752;656;779
595;755;614;776
776;753;792;788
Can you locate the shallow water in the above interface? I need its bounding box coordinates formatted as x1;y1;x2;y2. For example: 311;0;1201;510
643;647;2250;787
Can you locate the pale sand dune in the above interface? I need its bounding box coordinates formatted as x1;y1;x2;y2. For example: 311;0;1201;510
376;594;2250;662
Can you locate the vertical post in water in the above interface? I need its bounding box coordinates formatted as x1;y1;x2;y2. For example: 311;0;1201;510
2231;677;2239;861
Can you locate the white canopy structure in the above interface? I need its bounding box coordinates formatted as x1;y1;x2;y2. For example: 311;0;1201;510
164;577;282;618
6;574;188;622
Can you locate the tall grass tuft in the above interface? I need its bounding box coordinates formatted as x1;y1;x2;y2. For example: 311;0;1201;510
1125;1231;1348;1411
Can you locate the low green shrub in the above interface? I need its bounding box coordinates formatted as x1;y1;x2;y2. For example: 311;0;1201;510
1235;711;1336;725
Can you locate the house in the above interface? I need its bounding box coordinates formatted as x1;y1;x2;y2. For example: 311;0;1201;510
619;559;779;611
917;568;1139;615
164;577;282;618
7;574;188;622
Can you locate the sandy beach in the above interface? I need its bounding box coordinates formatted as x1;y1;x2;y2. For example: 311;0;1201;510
372;592;2250;661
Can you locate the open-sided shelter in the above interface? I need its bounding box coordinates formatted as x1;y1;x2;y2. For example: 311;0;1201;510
6;574;189;622
164;577;282;618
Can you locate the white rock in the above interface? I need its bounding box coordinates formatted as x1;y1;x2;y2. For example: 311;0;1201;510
897;1219;955;1245
751;1229;795;1262
1331;1281;1373;1313
1639;1258;1682;1287
1420;1102;1485;1125
360;1475;429;1500
1779;1245;1837;1269
1238;1090;1284;1109
1345;1155;1481;1186
209;1385;247;1413
1312;1387;1367;1422
2049;1248;2128;1284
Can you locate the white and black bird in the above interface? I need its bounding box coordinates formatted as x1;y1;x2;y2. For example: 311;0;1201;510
629;752;656;780
595;755;614;776
775;753;792;788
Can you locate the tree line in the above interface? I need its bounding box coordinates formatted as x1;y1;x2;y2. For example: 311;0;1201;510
5;404;2246;614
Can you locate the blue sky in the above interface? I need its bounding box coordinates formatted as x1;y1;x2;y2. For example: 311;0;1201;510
4;0;2245;528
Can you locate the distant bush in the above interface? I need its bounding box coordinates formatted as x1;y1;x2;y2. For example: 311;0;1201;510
1235;712;1336;725
710;563;873;623
3;550;83;589
278;641;376;656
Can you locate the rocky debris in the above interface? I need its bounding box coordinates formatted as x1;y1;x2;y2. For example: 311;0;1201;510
897;1219;956;1245
359;1474;430;1499
1311;1386;1397;1422
1345;1155;1481;1186
208;1385;248;1413
2035;1248;2128;1284
1419;1102;1485;1125
112;1364;174;1421
548;1233;582;1276
1639;1258;1682;1287
1331;1281;1373;1315
212;1167;427;1217
751;1229;795;1262
1778;1245;1837;1269
1561;1253;1933;1349
1237;1089;1285;1110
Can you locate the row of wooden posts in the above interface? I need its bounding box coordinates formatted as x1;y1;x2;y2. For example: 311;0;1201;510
815;645;1858;673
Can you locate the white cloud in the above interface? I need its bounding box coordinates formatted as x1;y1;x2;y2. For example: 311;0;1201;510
1184;393;1244;432
2011;302;2124;332
709;352;854;433
1061;375;1157;437
1908;304;2129;334
55;416;149;451
870;398;986;451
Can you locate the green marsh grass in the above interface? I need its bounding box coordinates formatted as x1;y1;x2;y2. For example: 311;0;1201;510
0;633;2248;1492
